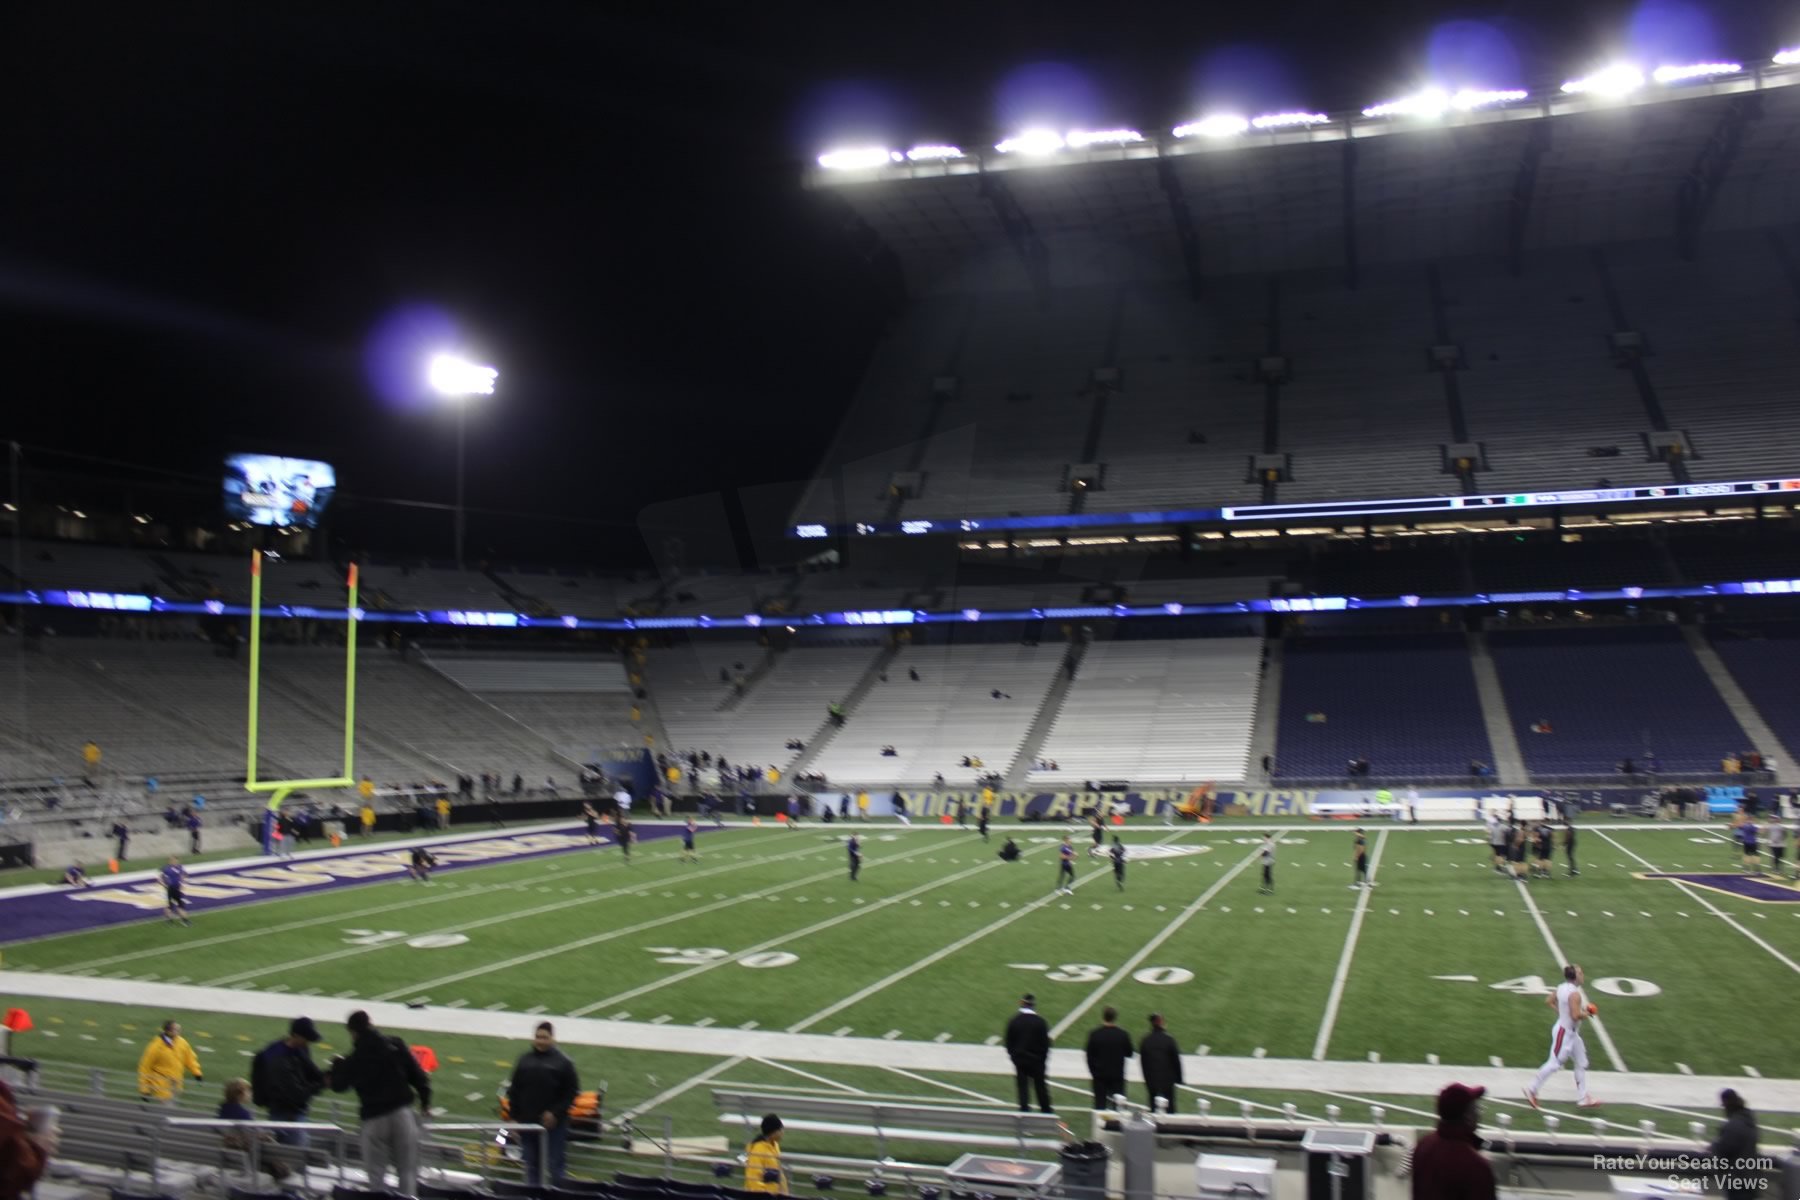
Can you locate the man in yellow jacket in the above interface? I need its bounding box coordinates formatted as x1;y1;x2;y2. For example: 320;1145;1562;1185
138;1019;203;1102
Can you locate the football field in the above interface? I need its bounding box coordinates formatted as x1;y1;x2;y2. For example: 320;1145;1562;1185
2;818;1796;1156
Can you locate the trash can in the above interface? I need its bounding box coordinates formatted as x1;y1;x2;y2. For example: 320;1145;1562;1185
1060;1140;1109;1200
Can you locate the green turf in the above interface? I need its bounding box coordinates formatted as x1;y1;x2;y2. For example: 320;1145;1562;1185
4;818;1796;1164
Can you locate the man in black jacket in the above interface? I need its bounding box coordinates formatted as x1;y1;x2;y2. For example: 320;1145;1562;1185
251;1017;326;1145
1083;1007;1134;1110
507;1022;581;1185
326;1010;432;1196
1707;1088;1762;1195
1004;994;1053;1114
1139;1013;1183;1113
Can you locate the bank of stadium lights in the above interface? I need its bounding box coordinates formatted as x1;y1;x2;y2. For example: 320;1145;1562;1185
1173;114;1249;138
1361;87;1529;119
1652;61;1743;83
1560;64;1647;95
1562;60;1743;95
994;128;1143;154
817;144;966;169
816;146;899;170
1778;49;1800;66
1173;111;1331;139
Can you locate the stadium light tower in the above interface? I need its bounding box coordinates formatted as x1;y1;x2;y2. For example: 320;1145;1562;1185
427;353;498;570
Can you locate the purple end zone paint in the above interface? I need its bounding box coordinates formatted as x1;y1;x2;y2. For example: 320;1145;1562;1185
0;824;684;944
1640;872;1800;903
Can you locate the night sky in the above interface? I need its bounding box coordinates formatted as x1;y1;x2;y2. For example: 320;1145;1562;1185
2;0;1793;567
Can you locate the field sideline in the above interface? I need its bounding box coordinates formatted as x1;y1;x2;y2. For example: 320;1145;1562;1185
3;816;1796;1153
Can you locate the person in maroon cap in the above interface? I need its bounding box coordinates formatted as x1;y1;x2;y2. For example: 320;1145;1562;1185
1410;1083;1495;1200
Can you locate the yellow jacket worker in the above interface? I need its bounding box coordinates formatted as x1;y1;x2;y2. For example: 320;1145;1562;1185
744;1113;786;1194
138;1019;203;1101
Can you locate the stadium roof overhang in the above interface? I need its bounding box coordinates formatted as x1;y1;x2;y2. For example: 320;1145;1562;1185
806;66;1800;288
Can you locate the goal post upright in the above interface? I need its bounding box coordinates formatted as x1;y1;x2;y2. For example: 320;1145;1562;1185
245;550;358;846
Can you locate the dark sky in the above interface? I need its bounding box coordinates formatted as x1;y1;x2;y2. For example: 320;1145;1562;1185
2;0;1793;568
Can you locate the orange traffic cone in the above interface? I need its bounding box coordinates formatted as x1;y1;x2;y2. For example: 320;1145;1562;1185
108;859;119;873
1110;813;1125;825
940;813;953;824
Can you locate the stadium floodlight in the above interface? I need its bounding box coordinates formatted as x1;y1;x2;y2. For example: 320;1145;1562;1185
1250;111;1332;130
817;147;899;171
1561;64;1646;96
1173;114;1249;138
1066;127;1145;148
428;353;498;570
995;129;1066;155
1777;48;1800;66
428;353;498;397
1363;87;1528;118
905;144;964;161
1652;61;1743;83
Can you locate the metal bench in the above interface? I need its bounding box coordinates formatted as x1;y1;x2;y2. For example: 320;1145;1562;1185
710;1090;1067;1159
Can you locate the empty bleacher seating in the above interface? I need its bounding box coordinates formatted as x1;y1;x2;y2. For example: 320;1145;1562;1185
1274;633;1492;780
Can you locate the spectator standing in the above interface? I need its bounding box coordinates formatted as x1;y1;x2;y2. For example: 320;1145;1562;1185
507;1022;579;1186
82;739;101;783
251;1017;326;1145
360;800;376;839
1004;994;1053;1114
1083;1007;1134;1109
112;820;130;863
435;793;451;830
614;786;632;817
1409;1083;1495;1200
326;1010;432;1197
1707;1088;1762;1195
1139;1014;1182;1113
187;809;203;854
137;1019;204;1103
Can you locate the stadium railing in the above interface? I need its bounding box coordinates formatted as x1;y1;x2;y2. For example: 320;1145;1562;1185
712;1090;1069;1158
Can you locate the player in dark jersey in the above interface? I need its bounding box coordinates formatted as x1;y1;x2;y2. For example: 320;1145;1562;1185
681;816;698;863
63;863;92;888
847;833;861;882
1090;813;1105;857
616;814;632;863
1740;818;1760;872
978;805;990;843
582;802;601;845
1351;828;1369;889
1110;837;1127;891
1534;823;1555;879
1508;822;1529;880
1056;836;1077;895
409;846;437;883
1563;820;1579;877
161;856;191;926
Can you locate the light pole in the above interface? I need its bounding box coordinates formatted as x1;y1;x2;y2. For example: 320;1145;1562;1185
427;353;498;570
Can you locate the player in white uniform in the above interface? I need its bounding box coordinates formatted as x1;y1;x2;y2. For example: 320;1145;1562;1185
1525;963;1601;1108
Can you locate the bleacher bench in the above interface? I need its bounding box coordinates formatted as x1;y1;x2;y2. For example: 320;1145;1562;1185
710;1090;1065;1156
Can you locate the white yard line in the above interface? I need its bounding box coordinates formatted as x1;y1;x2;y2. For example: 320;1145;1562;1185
1509;870;1629;1072
1312;829;1388;1060
748;1058;864;1094
206;840;837;985
1049;835;1275;1039
1593;830;1800;975
621;1055;746;1122
569;853;1004;1016
385;839;949;1003
789;830;1189;1034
